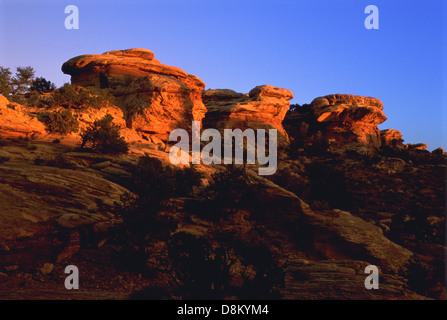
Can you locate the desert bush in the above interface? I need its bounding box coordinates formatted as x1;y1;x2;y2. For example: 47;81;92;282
24;92;50;108
80;114;128;155
288;103;311;113
205;165;253;217
49;83;114;110
0;67;12;96
43;109;79;135
30;77;55;92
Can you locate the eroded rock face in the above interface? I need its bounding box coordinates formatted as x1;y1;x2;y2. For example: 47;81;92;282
310;94;387;148
407;143;428;151
381;129;404;147
0;95;46;138
62;49;206;141
202;85;294;147
119;74;200;141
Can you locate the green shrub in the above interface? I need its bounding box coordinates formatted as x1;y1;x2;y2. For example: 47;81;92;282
43;109;79;135
24;92;49;108
0;66;35;96
30;77;55;92
50;83;114;110
80;114;129;155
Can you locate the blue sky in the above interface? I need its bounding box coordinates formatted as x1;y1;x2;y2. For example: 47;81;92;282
0;0;446;150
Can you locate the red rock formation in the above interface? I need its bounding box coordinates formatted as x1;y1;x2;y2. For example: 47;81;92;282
407;143;428;151
380;129;404;147
203;85;294;146
310;94;387;148
62;49;206;141
0;95;46;138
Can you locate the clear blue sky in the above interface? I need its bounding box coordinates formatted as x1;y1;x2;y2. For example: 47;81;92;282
0;0;446;150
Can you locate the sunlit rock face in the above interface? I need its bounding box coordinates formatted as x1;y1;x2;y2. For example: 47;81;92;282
62;48;206;141
202;85;294;147
0;95;46;138
310;94;387;148
380;129;404;147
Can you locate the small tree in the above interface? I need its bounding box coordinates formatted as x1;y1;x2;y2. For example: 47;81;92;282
30;77;56;92
0;67;12;96
43;109;79;135
80;114;129;154
0;66;38;96
11;66;35;95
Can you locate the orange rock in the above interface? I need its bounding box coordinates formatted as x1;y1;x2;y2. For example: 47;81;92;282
203;85;294;146
62;49;206;141
0;95;46;138
310;94;387;148
380;129;404;147
406;143;428;151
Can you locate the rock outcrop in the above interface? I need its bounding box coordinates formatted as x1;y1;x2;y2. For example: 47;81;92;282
62;49;206;141
203;85;294;147
380;129;404;147
407;143;428;151
310;94;387;148
0;95;46;138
